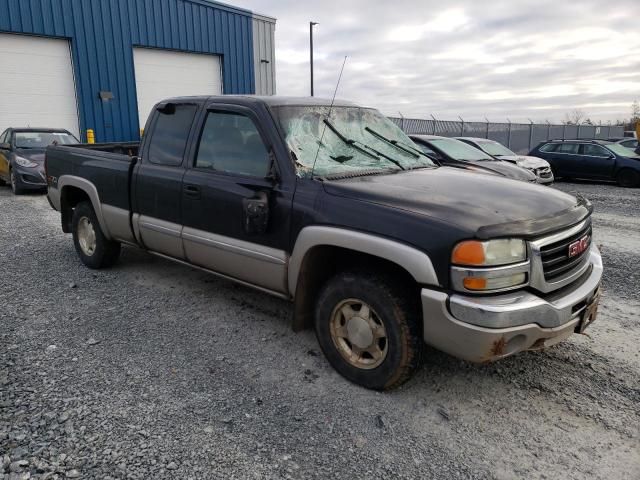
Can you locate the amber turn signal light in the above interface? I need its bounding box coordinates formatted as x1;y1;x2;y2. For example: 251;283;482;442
452;241;485;266
462;277;488;290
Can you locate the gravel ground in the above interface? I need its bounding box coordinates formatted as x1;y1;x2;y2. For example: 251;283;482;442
1;181;639;480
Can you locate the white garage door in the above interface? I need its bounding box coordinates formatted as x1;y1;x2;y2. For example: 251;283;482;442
133;48;222;130
0;34;80;138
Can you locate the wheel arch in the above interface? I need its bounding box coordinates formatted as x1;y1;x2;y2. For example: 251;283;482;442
289;226;440;331
58;176;111;238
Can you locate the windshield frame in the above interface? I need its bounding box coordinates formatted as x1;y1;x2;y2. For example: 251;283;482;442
270;104;437;178
13;131;79;149
428;137;495;162
475;139;516;157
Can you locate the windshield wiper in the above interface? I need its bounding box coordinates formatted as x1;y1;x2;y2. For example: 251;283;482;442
330;155;354;163
323;120;405;170
364;127;420;158
323;120;378;160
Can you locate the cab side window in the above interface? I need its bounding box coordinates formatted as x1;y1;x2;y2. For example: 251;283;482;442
147;104;198;166
195;111;270;177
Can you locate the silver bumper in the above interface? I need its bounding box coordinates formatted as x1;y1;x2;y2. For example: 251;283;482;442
537;174;554;185
421;246;602;362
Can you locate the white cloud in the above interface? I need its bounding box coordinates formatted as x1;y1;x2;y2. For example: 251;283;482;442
387;8;470;41
238;0;640;122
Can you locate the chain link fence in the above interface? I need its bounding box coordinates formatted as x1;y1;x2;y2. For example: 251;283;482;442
389;117;625;154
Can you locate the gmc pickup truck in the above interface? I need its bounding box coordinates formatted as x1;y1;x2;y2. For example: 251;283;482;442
46;96;603;390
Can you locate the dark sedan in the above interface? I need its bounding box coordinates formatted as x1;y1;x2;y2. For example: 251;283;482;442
530;139;640;187
0;128;79;194
409;135;538;183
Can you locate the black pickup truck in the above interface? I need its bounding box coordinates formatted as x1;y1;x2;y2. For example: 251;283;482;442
46;96;603;390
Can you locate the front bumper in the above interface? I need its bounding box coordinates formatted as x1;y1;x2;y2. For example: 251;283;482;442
421;246;602;362
536;173;554;185
15;166;47;189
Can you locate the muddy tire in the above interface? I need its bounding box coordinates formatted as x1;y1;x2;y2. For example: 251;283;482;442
314;270;422;390
71;202;121;269
616;168;640;188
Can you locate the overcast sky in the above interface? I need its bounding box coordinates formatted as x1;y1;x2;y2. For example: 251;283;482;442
239;0;639;123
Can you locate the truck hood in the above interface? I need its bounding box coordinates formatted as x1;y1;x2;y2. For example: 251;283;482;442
323;167;591;239
496;155;549;169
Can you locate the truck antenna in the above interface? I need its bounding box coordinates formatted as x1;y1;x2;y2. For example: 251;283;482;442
311;55;348;178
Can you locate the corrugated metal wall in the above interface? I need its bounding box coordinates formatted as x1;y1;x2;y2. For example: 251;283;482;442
0;0;261;142
252;13;275;95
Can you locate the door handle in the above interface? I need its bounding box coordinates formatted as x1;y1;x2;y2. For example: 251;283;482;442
183;184;201;199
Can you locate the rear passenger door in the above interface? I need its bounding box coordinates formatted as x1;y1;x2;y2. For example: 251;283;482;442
579;144;615;179
180;105;292;294
133;103;199;259
548;142;581;177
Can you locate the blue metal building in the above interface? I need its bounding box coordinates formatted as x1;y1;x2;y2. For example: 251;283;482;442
0;0;276;142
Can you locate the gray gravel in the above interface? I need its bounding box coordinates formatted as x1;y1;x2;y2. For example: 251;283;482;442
1;182;639;479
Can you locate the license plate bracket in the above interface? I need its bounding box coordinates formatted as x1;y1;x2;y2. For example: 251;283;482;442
576;289;600;334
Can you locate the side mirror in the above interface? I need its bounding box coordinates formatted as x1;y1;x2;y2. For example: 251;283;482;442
0;142;10;150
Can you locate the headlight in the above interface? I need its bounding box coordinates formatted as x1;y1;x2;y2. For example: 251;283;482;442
15;156;38;168
452;239;526;266
451;239;529;293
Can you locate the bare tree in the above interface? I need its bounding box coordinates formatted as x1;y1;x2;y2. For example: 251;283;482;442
632;100;640;122
564;109;587;125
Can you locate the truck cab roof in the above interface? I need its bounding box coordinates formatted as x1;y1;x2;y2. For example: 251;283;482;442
157;95;361;109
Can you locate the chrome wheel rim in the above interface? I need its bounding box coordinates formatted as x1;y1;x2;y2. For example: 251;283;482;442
329;298;388;370
77;216;97;256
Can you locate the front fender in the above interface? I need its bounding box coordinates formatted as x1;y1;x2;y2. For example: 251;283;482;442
288;226;440;296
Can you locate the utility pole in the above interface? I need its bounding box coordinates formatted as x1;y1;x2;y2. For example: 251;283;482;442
310;22;318;96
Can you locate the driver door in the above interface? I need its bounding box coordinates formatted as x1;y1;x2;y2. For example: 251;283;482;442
181;106;293;294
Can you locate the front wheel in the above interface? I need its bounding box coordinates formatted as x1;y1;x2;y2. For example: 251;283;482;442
314;271;422;390
10;169;25;195
616;168;640;188
71;202;121;269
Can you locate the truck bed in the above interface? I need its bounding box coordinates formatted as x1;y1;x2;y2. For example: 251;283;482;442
45;143;138;213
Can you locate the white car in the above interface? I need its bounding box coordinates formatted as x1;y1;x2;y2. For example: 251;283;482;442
457;137;554;185
616;138;638;150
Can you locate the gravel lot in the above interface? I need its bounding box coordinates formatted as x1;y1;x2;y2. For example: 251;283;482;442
1;181;639;479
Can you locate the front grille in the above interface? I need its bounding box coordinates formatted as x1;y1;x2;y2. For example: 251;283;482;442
540;221;592;281
536;167;552;178
21;173;45;184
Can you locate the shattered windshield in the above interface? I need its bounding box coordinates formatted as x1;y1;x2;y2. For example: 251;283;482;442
273;106;436;178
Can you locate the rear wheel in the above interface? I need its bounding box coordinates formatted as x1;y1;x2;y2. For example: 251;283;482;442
72;202;121;269
616;168;640;188
314;270;422;390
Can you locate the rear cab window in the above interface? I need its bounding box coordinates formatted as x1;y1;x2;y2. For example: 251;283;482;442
147;104;198;166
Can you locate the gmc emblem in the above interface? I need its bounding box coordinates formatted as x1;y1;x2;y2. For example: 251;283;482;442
568;235;590;258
